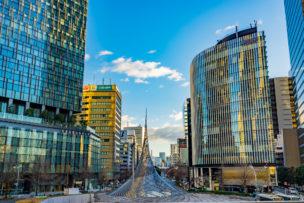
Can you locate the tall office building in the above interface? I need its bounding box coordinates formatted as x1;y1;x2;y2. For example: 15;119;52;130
177;138;188;165
183;98;192;167
120;130;136;179
124;125;144;163
159;152;166;162
270;77;297;135
190;25;275;189
0;0;87;116
270;77;300;167
0;0;95;192
170;144;179;166
284;0;304;163
79;84;122;180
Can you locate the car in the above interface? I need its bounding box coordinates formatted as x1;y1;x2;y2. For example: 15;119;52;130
289;187;299;195
254;193;283;201
273;191;300;201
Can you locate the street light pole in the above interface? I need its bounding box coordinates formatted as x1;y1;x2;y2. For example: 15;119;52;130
14;164;22;194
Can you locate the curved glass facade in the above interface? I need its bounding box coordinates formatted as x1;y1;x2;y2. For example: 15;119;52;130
0;0;88;112
284;0;304;163
190;27;275;166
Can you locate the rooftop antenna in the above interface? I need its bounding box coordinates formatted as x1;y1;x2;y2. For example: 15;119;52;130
102;78;105;85
254;20;257;27
109;78;112;85
93;73;96;84
235;25;238;38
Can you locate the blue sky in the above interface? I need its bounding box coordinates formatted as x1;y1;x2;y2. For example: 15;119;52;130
84;0;290;156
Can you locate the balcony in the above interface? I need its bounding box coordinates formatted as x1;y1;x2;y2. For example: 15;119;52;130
0;112;42;124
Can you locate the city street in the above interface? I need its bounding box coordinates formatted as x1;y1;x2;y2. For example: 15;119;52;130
97;116;253;202
1;0;304;202
95;191;252;202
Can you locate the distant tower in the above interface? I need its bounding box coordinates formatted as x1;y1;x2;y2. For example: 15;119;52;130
144;108;148;141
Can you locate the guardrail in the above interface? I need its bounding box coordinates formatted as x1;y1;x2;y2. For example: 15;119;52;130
42;194;93;203
0;112;42;124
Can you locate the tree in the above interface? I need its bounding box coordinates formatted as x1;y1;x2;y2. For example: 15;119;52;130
40;110;51;122
277;166;295;186
0;161;18;198
80;119;88;127
98;171;107;187
77;160;94;191
67;115;76;126
241;164;249;193
54;113;65;124
31;157;51;195
295;165;304;186
24;108;34;117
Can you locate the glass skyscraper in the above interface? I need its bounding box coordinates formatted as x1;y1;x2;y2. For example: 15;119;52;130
284;0;304;163
0;0;93;193
0;0;88;115
190;26;275;167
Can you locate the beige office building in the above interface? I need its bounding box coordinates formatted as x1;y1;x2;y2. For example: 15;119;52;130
270;77;299;167
124;125;144;164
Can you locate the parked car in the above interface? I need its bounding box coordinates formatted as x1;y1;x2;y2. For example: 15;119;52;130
254;193;283;201
273;191;300;201
289;187;299;195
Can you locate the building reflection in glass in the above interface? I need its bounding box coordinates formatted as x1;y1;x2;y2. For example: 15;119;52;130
190;26;275;166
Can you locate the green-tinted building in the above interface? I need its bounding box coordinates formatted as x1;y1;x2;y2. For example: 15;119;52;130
0;115;100;192
0;0;88;116
0;0;95;194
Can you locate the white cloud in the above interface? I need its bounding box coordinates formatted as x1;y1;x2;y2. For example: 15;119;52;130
135;78;149;84
169;111;183;121
159;85;164;88
215;24;238;35
215;29;222;35
257;19;263;25
85;53;90;61
98;50;113;56
149;125;183;142
120;78;130;82
103;57;184;82
181;81;190;87
147;49;157;54
100;67;110;73
122;115;136;128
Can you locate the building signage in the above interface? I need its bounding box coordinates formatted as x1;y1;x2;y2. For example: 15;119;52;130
97;85;113;91
83;85;106;91
178;138;187;148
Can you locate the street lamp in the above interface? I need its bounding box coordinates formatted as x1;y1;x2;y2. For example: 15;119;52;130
13;164;22;194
